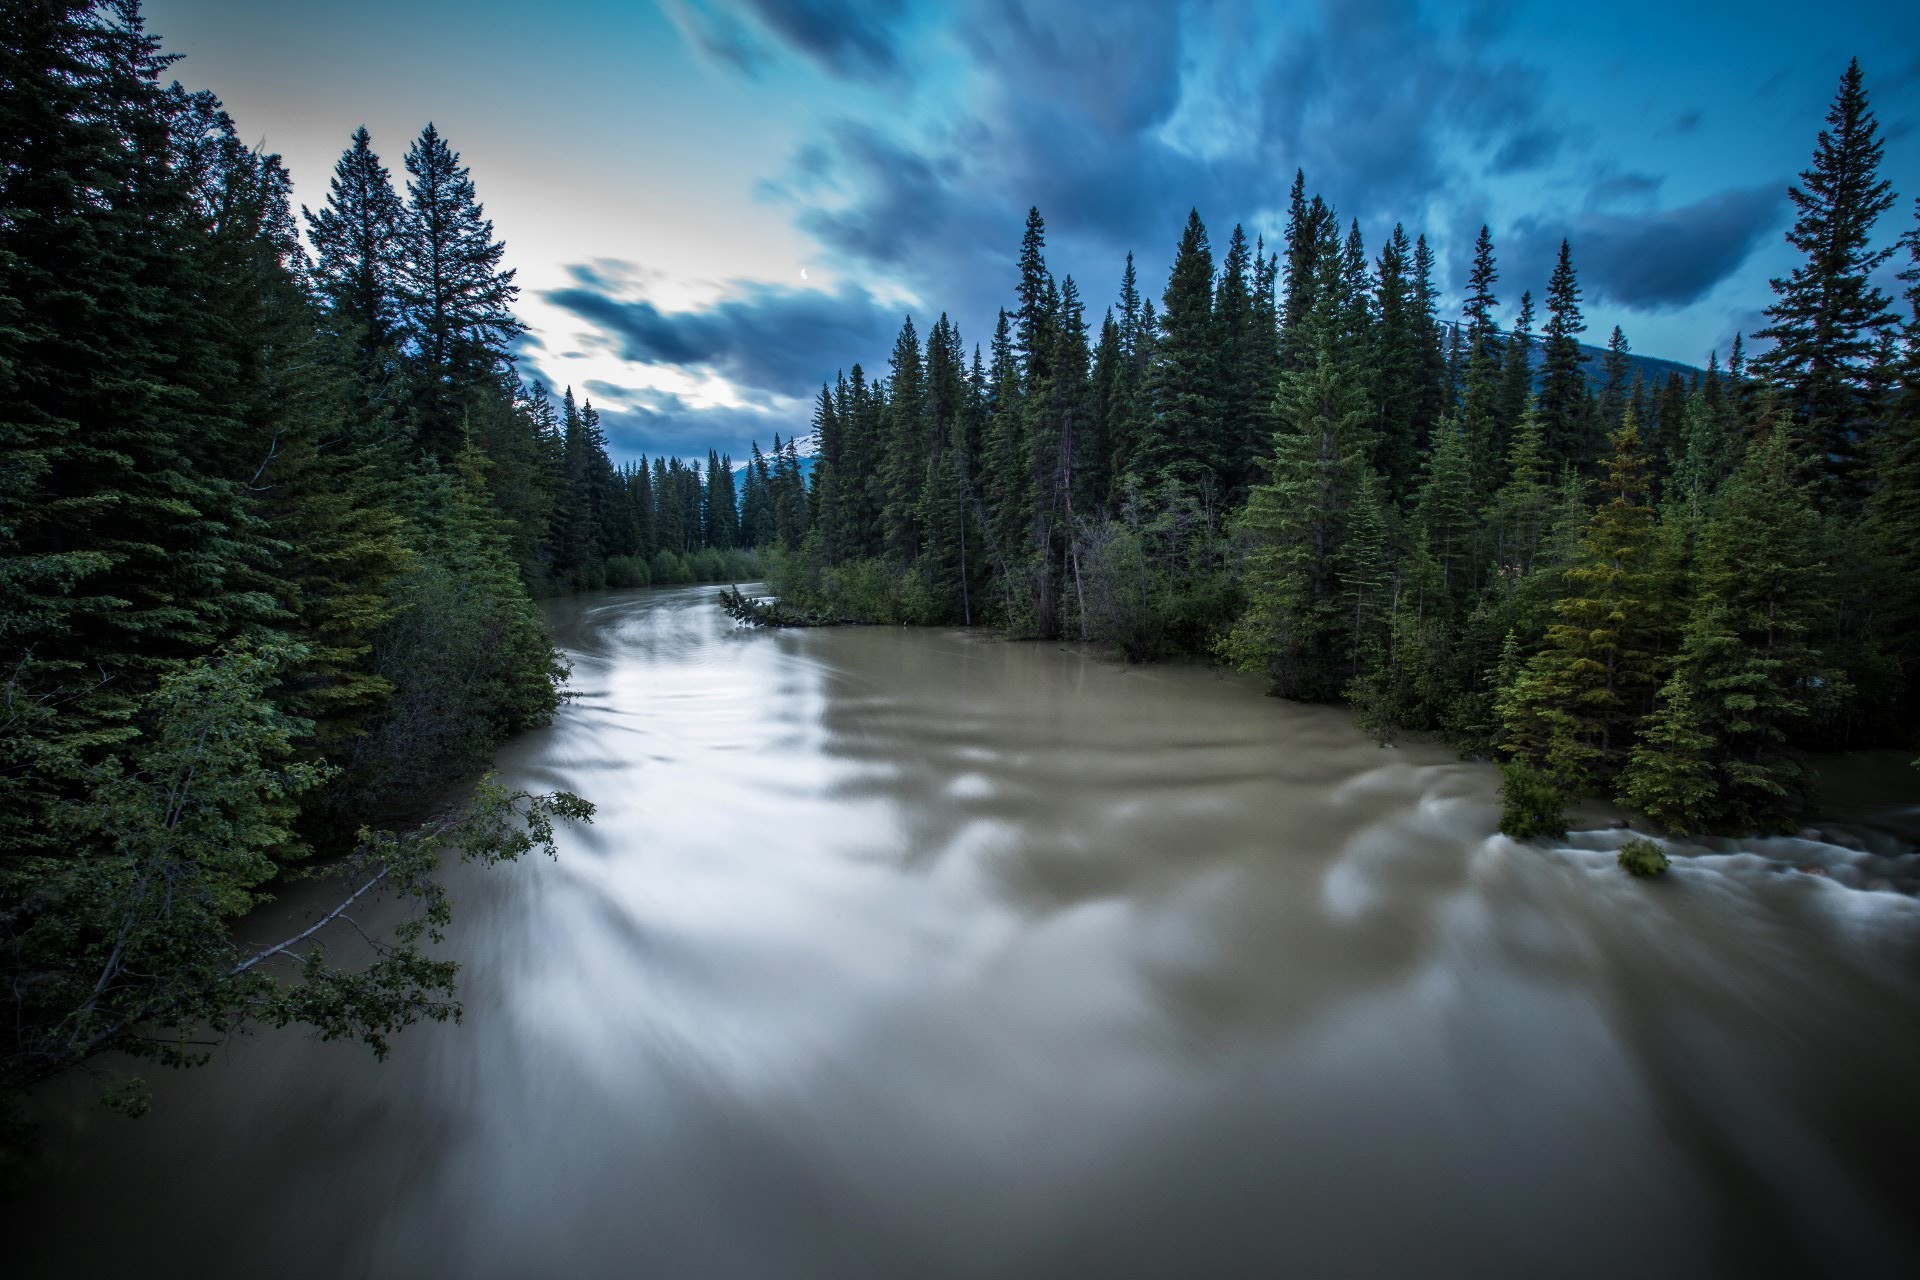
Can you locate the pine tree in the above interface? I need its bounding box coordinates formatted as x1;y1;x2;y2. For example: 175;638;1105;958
1279;172;1324;371
1495;290;1536;443
1142;209;1219;487
1372;224;1425;498
880;315;927;560
396;123;523;460
304;126;405;362
1538;239;1590;472
1223;344;1374;699
1414;417;1477;602
1459;225;1504;493
1015;207;1054;390
1214;223;1267;499
1499;414;1667;798
1597;326;1632;433
1754;59;1898;498
1620;420;1838;832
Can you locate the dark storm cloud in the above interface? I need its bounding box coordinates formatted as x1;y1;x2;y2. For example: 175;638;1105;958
1491;127;1560;174
545;272;904;398
1509;183;1787;310
736;0;908;81
595;390;811;463
773;0;1563;329
1586;171;1664;208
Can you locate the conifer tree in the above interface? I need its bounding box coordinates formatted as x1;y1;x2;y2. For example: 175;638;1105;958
1371;225;1424;498
1754;59;1898;497
1279;172;1324;370
1214;224;1266;499
1223;344;1375;699
1495;290;1535;441
880;315;927;560
397;123;523;459
1142;209;1220;487
1538;239;1590;472
1459;226;1504;492
1620;420;1837;832
304;126;405;362
1499;414;1667;804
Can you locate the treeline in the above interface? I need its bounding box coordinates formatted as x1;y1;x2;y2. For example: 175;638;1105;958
772;59;1920;839
0;2;611;1104
525;388;809;592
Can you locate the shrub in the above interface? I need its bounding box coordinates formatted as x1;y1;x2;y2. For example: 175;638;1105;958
604;555;652;588
1616;837;1671;878
1499;760;1567;840
650;549;692;584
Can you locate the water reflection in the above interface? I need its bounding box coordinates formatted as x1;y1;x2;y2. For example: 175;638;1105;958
8;584;1919;1279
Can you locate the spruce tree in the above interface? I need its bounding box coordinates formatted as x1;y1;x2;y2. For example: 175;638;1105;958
304;126;405;362
1499;414;1667;802
1620;420;1837;832
1538;239;1590;472
1142;209;1220;487
1754;59;1898;498
1223;343;1374;699
397;123;523;460
1495;290;1535;443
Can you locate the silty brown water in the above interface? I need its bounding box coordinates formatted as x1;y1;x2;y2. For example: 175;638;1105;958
8;583;1919;1278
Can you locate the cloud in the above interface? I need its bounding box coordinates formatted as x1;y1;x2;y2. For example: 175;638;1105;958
660;0;769;76
544;271;906;398
594;390;812;465
1492;127;1561;174
675;0;909;82
737;0;908;81
763;0;1565;337
1509;183;1788;310
1585;171;1663;208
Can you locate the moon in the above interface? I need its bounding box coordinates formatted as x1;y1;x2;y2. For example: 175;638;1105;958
800;267;809;280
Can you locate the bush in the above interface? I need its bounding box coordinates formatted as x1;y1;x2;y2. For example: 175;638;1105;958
1616;837;1671;878
1499;760;1567;840
650;549;692;584
604;555;652;588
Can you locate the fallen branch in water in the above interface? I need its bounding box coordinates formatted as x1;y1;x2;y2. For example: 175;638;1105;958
718;585;840;628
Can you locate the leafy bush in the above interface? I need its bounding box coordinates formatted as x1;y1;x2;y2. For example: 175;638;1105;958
650;549;692;584
604;555;652;588
1616;837;1671;878
1499;760;1567;839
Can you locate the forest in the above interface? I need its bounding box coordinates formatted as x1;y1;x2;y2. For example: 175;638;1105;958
0;1;785;1120
762;59;1920;844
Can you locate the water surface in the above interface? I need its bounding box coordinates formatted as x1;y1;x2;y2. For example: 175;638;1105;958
10;584;1920;1278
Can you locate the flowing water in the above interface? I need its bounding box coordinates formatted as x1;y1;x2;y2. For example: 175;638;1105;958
9;584;1920;1278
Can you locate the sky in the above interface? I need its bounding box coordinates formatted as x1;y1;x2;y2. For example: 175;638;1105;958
145;0;1920;465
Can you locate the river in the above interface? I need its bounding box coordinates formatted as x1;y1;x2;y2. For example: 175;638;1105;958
8;583;1920;1278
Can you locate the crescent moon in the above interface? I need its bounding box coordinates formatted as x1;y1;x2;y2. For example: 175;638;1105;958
800;267;809;280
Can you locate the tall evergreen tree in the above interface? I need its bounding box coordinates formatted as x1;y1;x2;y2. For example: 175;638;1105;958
397;122;522;459
1141;209;1219;487
303;126;405;362
1753;59;1898;499
1538;239;1590;472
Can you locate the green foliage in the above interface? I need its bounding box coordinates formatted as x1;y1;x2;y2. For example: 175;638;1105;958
1616;837;1671;878
1;641;591;1099
1;4;591;1124
1499;761;1567;840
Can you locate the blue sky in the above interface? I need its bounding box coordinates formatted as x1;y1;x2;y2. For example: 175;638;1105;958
147;0;1920;464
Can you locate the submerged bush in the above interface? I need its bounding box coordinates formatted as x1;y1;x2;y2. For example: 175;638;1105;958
1499;760;1567;840
1617;837;1671;878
